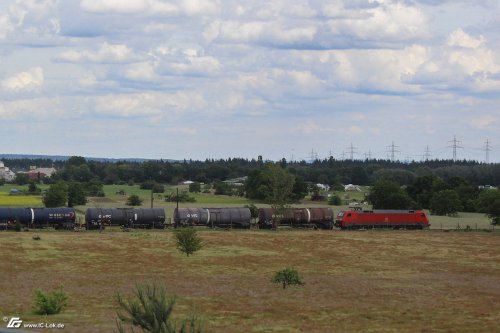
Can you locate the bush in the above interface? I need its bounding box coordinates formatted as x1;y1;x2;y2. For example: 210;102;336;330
174;228;202;257
164;192;196;203
328;195;342;206
14;219;22;232
126;194;143;206
115;283;205;333
189;182;201;193
33;286;68;315
271;267;305;289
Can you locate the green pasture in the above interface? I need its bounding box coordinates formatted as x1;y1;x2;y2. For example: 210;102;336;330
0;184;43;207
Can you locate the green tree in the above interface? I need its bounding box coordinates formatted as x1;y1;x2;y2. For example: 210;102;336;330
126;194;143;206
28;181;41;194
174;228;202;257
475;189;500;225
271;267;305;289
115;283;204;333
14;173;30;185
43;182;68;207
328;195;342;206
407;175;439;209
429;190;463;216
367;180;415;209
67;182;87;207
33;286;68;315
189;182;201;193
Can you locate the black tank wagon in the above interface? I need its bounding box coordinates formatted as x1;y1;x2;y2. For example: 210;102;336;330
258;207;334;229
0;207;76;229
85;208;166;229
174;207;252;228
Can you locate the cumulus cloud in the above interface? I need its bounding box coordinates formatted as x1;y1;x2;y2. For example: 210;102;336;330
80;0;218;16
471;116;496;129
56;42;138;63
406;29;500;92
1;0;499;160
0;14;15;39
2;67;44;92
447;29;485;48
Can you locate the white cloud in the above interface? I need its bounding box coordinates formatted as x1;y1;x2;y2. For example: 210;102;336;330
407;29;500;92
80;0;147;14
471;116;496;129
80;0;218;16
330;2;430;42
56;42;137;63
0;14;14;39
2;67;44;92
447;28;485;48
1;0;500;160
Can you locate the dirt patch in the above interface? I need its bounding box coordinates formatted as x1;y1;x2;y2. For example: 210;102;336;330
0;230;499;332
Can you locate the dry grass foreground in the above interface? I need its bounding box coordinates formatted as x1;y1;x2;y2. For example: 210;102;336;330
1;229;499;333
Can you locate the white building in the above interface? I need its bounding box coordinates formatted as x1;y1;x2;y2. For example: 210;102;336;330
0;161;16;181
344;184;362;192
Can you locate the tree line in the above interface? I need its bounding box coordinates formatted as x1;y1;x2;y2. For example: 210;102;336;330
4;156;500;187
2;156;500;224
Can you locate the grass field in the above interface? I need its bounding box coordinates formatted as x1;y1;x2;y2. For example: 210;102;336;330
1;229;499;332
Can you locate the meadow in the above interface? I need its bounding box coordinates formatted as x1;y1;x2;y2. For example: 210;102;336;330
0;229;499;332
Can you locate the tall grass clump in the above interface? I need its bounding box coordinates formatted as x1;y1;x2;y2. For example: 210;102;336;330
115;283;205;333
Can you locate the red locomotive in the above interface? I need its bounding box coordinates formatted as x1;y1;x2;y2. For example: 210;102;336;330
335;209;430;229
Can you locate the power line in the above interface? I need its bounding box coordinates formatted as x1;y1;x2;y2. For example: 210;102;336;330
364;150;372;160
345;143;357;160
448;135;463;162
483;139;492;164
308;148;318;162
423;145;431;161
386;141;400;162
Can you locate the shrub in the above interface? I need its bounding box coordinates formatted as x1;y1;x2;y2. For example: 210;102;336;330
115;283;205;333
271;267;305;289
328;195;342;206
189;182;201;193
126;194;143;206
174;228;202;257
14;219;22;232
33;286;68;315
164;192;196;203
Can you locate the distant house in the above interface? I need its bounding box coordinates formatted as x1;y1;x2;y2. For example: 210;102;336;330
0;161;16;181
19;166;57;181
316;183;330;191
344;184;362;192
223;176;248;186
479;185;497;190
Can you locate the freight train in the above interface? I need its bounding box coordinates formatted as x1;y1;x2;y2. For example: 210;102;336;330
85;208;166;229
335;209;430;229
0;207;76;229
0;206;431;231
258;207;334;229
174;207;251;228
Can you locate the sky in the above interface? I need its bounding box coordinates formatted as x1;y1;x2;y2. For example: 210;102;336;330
1;0;499;162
